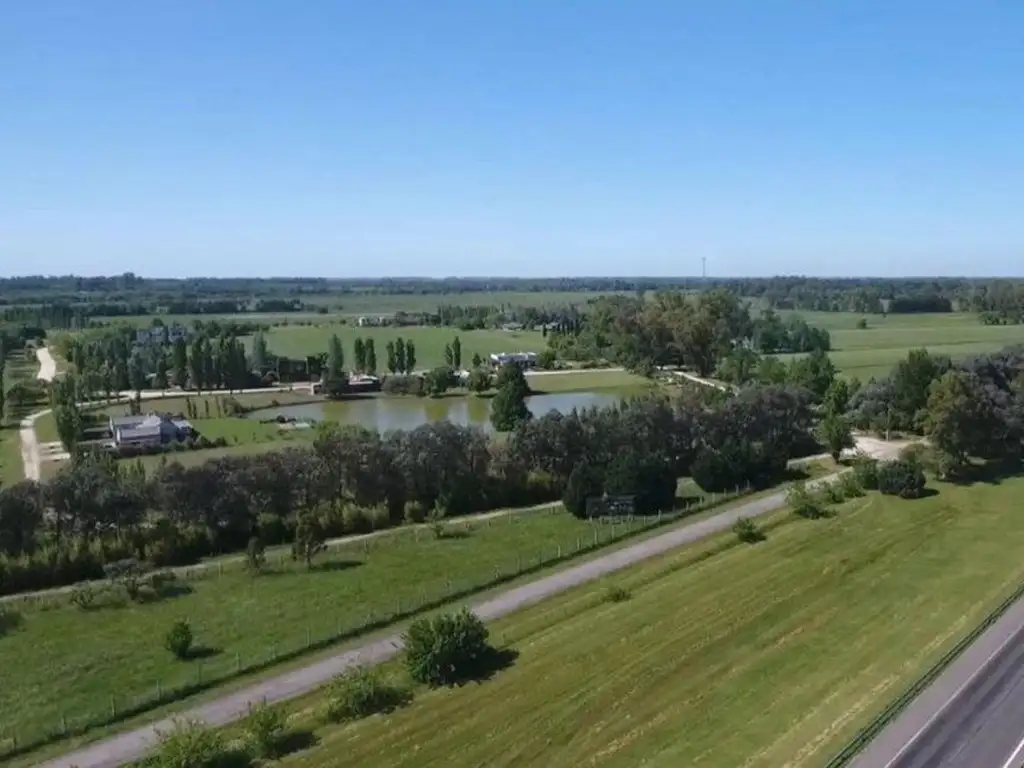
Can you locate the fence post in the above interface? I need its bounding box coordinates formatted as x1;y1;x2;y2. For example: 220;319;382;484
236;652;241;672
306;627;312;647
557;544;562;558
61;714;67;736
516;555;522;573
110;696;116;718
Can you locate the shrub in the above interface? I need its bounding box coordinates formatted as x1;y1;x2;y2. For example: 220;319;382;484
877;460;927;499
837;471;865;498
603;585;632;603
342;505;373;534
404;609;495;687
69;583;96;610
562;459;602;519
148;718;235;768
852;455;880;490
165;620;193;660
0;604;22;636
788;481;827;519
243;700;288;759
403;499;428;524
103;557;148;600
245;536;266;575
324;666;410;722
732;516;766;543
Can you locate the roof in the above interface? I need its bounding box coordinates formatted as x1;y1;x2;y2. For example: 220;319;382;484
117;425;162;440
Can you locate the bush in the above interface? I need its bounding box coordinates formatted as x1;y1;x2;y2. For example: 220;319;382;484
103;557;148;600
403;499;428;524
732;517;766;543
165;619;193;659
603;585;632;603
877;459;927;499
243;700;288;759
148;718;237;768
837;471;865;498
382;375;425;397
324;666;410;722
404;609;495;687
69;582;96;610
788;482;828;519
852;455;880;490
562;459;602;518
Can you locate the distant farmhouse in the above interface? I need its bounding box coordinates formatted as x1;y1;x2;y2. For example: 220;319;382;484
489;351;538;369
109;413;193;448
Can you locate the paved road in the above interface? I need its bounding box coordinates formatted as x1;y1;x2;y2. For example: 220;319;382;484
852;596;1024;768
41;471;848;768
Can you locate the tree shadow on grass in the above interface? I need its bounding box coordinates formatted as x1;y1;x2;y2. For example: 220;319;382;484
275;729;320;757
944;460;1022;487
455;647;520;686
186;645;222;660
315;559;364;573
436;528;472;541
258;559;364;577
137;582;195;604
0;606;24;636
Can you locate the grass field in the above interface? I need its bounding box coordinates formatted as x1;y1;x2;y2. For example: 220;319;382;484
264;473;1024;768
254;325;547;369
0;460;835;758
780;311;1024;380
1;352;46;485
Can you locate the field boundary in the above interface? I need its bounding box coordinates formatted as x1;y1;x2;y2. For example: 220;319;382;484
3;486;763;762
824;578;1024;766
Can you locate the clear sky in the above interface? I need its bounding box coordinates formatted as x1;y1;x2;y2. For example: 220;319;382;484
3;1;1023;278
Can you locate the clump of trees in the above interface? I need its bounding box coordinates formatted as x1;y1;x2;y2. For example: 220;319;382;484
489;363;532;431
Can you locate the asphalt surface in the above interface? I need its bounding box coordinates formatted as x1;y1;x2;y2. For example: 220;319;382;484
852;595;1024;768
39;473;847;768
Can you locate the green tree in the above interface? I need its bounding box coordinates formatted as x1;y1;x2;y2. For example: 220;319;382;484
353;338;366;374
403;609;495;687
164;620;193;659
327;334;345;381
251;331;270;371
293;511;326;569
451;336;462;369
471;352;483;369
128;348;147;399
716;346;761;385
490;363;532;431
443;343;454;368
154;354;169;390
923;370;1001;470
467;368;491;393
0;356;6;425
817;412;855;462
823;377;851;417
395;337;407;374
404;341;416;374
171;338;188;388
365;339;377;375
424;366;454;397
385;340;397;374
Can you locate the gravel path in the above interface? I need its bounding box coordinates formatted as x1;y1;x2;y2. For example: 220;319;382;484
42;471;848;768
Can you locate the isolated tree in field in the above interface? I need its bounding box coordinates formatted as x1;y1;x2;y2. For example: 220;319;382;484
443;343;454;368
246;535;266;575
817;412;855;462
53;382;83;454
188;338;204;392
164;620;193;660
490;363;532;431
451;336;462;369
365;339;377;375
327;334;345;381
404;341;417;374
403;609;496;687
353;338;366;374
395;337;407;374
293;511;327;569
471;352;483;369
385;340;397;374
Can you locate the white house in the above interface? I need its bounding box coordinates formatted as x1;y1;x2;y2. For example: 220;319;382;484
488;351;538;369
109;414;193;448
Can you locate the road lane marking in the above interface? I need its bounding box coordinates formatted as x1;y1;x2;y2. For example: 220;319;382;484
1000;733;1024;768
880;619;1024;768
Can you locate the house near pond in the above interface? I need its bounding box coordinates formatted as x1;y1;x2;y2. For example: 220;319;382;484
489;351;538;369
109;413;194;448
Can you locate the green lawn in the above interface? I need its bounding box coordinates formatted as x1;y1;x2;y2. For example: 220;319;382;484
0;425;23;486
0;461;834;758
780;311;1024;380
99;390;320;418
254;325;547;369
526;369;650;394
272;473;1024;768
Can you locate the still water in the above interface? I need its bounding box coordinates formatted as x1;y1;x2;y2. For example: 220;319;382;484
245;391;628;433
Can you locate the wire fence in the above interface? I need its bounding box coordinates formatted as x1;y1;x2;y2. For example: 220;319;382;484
0;485;755;761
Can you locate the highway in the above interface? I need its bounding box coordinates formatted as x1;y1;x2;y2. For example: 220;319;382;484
852;595;1024;768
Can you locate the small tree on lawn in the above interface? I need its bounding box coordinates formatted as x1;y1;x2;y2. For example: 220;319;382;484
246;535;266;575
293;511;327;569
404;609;495;687
165;620;193;660
467;368;491;394
817;412;855;462
104;557;148;601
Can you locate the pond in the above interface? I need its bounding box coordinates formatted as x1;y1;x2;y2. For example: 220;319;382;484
244;390;631;434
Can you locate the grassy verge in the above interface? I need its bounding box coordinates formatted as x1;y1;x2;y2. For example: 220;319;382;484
0;462;832;762
525;369;651;394
238;474;1024;768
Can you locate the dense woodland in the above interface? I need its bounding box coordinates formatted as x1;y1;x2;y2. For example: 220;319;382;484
3;275;1024;330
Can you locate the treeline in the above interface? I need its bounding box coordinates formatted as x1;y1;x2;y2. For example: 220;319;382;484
0;383;818;595
848;345;1024;474
547;291;829;377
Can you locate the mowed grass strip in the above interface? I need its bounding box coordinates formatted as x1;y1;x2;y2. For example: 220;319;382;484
0;501;719;746
277;476;1024;768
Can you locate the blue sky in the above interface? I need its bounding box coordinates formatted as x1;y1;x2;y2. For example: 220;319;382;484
3;1;1023;278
